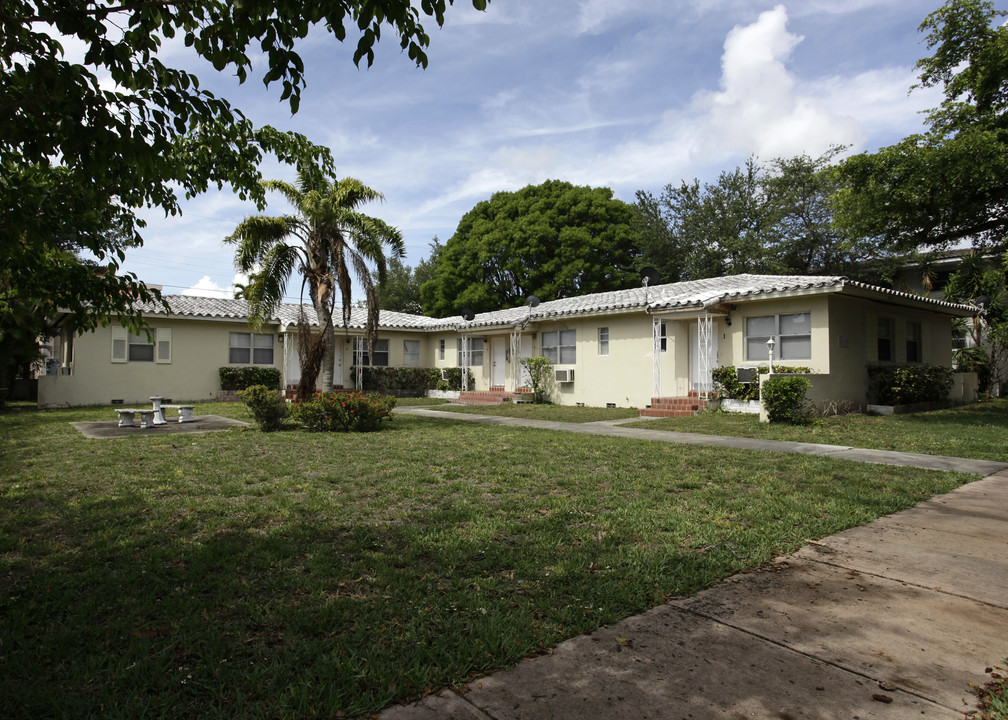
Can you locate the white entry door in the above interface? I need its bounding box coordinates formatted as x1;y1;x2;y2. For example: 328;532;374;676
491;336;506;387
333;341;343;388
284;334;301;387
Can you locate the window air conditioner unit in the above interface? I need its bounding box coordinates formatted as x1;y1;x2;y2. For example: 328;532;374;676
554;369;574;383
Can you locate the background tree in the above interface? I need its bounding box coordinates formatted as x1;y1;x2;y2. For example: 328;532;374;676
942;250;1008;395
635;151;874;282
834;0;1008;253
1;0;487;371
420;180;640;316
376;239;441;314
226;166;404;399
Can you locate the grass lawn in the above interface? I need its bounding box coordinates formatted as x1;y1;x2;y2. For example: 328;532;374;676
429;403;641;423
0;402;974;718
622;398;1008;462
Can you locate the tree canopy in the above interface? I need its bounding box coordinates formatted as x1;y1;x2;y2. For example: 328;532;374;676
376;241;440;314
1;0;486;371
635;149;878;283
834;0;1008;252
419;180;641;317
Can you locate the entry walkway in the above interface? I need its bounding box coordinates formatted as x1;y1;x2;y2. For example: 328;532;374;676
393;406;1008;475
384;407;1008;719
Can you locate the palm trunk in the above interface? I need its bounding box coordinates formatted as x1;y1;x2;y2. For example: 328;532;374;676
316;300;336;392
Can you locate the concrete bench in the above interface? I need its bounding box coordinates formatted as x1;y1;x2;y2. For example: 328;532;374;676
162;404;196;423
150;396;195;424
115;408;156;428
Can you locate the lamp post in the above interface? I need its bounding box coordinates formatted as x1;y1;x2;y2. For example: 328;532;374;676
767;337;775;374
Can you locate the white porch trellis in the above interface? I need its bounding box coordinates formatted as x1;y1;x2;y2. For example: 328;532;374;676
651;313;717;399
510;329;522;390
696;312;714;395
652;315;662;399
460;333;470;391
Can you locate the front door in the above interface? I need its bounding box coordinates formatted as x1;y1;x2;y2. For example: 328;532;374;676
491;336;506;387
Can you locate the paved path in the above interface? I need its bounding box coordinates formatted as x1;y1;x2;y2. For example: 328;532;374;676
394;406;1008;476
382;407;1008;719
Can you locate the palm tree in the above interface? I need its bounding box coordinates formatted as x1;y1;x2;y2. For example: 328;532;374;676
226;164;404;399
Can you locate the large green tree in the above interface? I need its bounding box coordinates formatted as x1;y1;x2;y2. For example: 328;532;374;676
635;150;874;282
834;0;1008;252
420;181;640;316
226;167;404;398
1;0;487;373
376;239;440;314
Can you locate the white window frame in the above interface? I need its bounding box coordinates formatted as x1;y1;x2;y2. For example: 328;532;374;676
745;313;811;362
438;339;445;361
404;339;421;367
541;329;576;365
112;326;171;364
354;337;389;367
598;327;609;356
456;337;484;366
229;332;274;365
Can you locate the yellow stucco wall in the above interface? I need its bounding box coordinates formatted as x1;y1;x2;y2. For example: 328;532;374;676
39;318;282;407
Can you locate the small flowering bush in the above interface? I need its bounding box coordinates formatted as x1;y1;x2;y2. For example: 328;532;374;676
294;391;397;432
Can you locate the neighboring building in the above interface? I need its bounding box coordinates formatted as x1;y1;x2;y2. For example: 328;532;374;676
39;274;977;410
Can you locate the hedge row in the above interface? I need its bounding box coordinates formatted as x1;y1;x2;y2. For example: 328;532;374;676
354;366;473;396
867;366;953;405
219;366;282;391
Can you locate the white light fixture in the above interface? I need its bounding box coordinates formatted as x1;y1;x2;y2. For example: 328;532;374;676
766;337;775;374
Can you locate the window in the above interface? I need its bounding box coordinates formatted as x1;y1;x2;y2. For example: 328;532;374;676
456;337;484;366
598;327;609;356
877;318;893;362
660;321;667;353
542;329;576;364
404;339;421;367
354;337;389;366
906;321;922;363
128;332;154;362
229;333;274;365
112;327;170;364
439;339;445;361
745;313;811;361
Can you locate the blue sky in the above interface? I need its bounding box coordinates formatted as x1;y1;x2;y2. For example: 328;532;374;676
118;0;989;301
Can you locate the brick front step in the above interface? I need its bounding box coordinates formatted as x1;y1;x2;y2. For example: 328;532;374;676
457;388;533;405
639;396;709;418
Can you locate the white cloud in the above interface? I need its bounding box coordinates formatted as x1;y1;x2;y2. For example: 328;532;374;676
181;273;248;299
690;5;864;160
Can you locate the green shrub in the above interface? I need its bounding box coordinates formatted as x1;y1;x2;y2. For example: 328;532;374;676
236;384;288;432
761;375;813;424
295;391;396;432
868;365;953;405
520;356;554;404
713;365;813;401
220;366;282;391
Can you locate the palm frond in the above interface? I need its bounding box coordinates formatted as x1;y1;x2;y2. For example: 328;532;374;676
225;214;306;273
242;243;300;329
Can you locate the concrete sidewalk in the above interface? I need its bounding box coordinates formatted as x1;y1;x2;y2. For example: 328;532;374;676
393;406;1008;475
381;408;1008;719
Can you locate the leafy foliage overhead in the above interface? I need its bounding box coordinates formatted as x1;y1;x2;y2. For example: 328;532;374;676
1;0;486;343
420;180;640;316
834;0;1008;252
